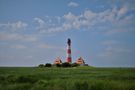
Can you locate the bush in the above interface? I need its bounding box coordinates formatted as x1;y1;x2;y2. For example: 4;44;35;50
38;64;44;68
4;83;32;90
16;76;38;83
71;63;79;67
45;63;52;67
75;81;89;90
62;62;71;67
7;75;17;83
36;80;48;86
56;64;61;67
0;75;5;82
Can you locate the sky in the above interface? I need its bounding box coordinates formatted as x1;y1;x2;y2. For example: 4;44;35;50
0;0;135;67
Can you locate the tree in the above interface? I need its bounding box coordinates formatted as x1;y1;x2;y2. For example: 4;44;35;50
56;64;61;67
38;64;44;68
62;62;71;67
45;63;52;67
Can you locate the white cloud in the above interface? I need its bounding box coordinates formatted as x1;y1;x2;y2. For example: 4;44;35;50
105;28;133;35
99;46;131;58
102;40;118;45
117;6;128;19
63;12;78;21
0;32;17;41
63;12;82;29
68;2;79;7
98;51;113;57
62;23;72;30
34;17;45;30
34;5;134;34
37;43;64;50
99;39;132;58
27;55;33;59
22;35;37;42
84;10;97;20
0;32;37;42
34;17;44;24
0;21;27;32
10;44;27;49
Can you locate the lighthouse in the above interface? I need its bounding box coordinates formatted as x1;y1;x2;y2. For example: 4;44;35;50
66;38;72;63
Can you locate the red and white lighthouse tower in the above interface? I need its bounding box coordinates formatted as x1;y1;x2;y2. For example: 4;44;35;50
66;38;72;63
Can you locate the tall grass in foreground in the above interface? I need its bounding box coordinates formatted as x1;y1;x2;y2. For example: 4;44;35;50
0;67;135;90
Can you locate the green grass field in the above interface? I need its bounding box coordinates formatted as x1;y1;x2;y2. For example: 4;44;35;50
0;66;135;90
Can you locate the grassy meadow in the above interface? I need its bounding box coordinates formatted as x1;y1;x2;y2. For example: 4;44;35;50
0;66;135;90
